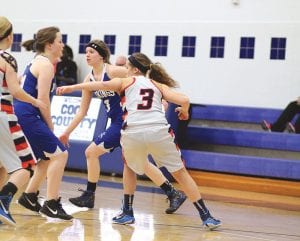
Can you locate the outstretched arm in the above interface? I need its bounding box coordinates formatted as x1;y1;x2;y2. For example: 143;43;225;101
56;77;124;95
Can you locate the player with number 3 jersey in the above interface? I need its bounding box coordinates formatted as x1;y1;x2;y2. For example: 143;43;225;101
56;52;221;230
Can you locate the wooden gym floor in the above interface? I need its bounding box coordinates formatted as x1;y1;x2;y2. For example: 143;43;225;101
0;170;300;241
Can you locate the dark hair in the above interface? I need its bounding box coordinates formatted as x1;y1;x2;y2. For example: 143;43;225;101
129;52;178;88
86;39;111;64
63;44;73;59
22;26;60;52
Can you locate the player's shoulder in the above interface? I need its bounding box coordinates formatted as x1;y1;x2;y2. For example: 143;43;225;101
107;64;127;78
0;51;18;72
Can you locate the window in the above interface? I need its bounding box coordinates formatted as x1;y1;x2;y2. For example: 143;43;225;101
240;37;255;59
155;36;168;56
11;33;22;52
62;34;67;44
210;37;225;58
79;34;91;54
182;36;196;57
128;35;142;55
270;37;286;60
104;35;116;55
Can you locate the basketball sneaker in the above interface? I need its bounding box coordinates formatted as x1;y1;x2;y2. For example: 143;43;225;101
18;191;42;213
112;208;135;225
203;216;222;230
261;120;272;132
165;190;187;214
69;189;95;208
39;197;73;221
0;194;16;226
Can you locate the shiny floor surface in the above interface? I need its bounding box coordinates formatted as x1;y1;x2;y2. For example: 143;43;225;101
1;172;300;241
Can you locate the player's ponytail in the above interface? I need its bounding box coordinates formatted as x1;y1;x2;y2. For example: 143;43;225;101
22;39;35;51
129;53;178;88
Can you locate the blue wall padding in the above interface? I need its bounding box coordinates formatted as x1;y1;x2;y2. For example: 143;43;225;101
182;150;300;180
187;126;300;152
192;104;282;123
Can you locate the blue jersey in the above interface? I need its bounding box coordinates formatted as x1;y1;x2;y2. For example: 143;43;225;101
14;57;66;160
89;66;123;151
14;62;55;117
14;63;40;116
91;70;123;122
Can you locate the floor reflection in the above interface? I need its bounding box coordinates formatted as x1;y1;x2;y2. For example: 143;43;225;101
99;208;155;241
58;219;84;241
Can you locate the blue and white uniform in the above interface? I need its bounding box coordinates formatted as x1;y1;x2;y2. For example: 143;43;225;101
14;56;66;161
91;64;123;151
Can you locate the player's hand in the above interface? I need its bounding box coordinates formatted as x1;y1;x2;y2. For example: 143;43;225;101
175;106;189;120
59;133;70;148
56;86;73;95
33;99;48;111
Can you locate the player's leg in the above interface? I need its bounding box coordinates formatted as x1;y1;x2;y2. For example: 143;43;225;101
69;123;121;208
112;164;136;224
68;142;107;208
144;162;186;214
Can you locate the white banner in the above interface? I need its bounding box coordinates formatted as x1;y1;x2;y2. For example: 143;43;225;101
51;95;101;141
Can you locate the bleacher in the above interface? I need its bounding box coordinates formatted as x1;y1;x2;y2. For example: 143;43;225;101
167;103;300;181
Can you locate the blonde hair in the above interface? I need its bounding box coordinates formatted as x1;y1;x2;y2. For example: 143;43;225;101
0;16;12;41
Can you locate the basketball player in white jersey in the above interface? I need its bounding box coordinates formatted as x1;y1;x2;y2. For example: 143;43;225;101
58;40;186;216
56;52;221;230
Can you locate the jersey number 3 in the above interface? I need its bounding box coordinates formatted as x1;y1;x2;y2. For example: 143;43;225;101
137;89;154;110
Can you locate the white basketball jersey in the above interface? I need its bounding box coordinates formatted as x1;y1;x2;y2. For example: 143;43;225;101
123;76;168;126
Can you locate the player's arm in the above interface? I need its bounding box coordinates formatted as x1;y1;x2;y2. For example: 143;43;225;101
159;84;190;120
56;77;127;95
